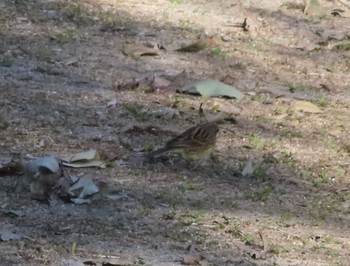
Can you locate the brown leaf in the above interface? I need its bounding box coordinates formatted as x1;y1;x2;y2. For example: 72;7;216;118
290;100;323;113
123;43;160;57
175;40;208;52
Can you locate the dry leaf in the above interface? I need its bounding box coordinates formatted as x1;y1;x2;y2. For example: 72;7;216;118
107;99;118;108
290;100;323;113
179;80;243;99
70;198;91;204
69;176;99;198
1;230;25;241
16;156;62;200
175;40;208;52
61;150;106;169
242;161;255;177
123;43;160;57
64;149;100;162
62;161;106;168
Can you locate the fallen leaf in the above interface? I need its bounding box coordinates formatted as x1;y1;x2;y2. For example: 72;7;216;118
290;100;323;113
64;149;100;163
179;80;243;99
65;58;79;66
62;161;106;168
106;99;118;108
0;230;25;241
242;161;255;177
69;176;99;198
70;198;91;204
69;175;79;183
34;156;61;174
123;43;160;58
175;40;208;52
28;156;60;175
16;156;62;200
61;150;106;169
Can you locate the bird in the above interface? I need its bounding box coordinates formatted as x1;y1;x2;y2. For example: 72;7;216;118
147;122;219;161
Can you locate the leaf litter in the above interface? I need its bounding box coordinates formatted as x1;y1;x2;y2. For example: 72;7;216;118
61;149;106;168
1;0;350;265
12;154;103;203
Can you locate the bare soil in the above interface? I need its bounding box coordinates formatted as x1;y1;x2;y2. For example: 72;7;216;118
1;0;350;265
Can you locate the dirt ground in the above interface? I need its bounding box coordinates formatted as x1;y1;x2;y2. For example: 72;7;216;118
1;0;350;265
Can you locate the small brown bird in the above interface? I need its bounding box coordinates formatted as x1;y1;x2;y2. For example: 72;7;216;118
147;122;219;161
